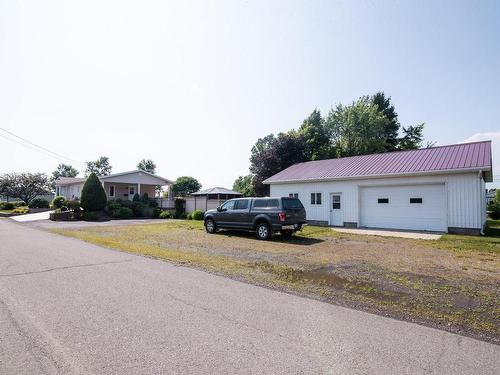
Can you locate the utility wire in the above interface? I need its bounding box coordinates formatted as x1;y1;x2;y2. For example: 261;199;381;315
0;127;85;167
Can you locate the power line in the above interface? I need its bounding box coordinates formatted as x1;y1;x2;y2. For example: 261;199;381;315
0;127;85;167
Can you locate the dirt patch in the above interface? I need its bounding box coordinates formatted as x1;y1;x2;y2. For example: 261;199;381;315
52;221;500;344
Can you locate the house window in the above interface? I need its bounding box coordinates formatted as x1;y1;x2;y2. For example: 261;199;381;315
332;195;341;209
109;185;115;197
378;198;389;204
129;186;135;196
289;193;299;198
410;198;423;204
310;192;322;205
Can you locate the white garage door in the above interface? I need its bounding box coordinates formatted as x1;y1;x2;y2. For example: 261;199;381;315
360;184;447;232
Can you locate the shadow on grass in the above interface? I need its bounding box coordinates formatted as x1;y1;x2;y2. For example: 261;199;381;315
217;229;325;245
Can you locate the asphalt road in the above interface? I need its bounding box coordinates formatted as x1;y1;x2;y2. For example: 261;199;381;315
0;219;498;374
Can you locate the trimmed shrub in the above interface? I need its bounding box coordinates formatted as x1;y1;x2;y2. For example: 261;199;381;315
111;207;133;219
80;173;107;212
52;196;67;210
174;198;185;218
0;202;14;210
192;210;204;220
15;201;27;207
186;213;193;220
29;198;49;208
132;193;141;202
159;210;172;219
141;193;149;202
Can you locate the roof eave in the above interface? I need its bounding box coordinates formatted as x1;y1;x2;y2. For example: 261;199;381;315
264;167;492;184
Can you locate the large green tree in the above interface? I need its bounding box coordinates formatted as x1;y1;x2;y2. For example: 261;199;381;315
326;96;388;157
250;131;307;196
372;92;400;151
80;172;107;212
298;109;332;160
137;159;156;174
172;176;202;197
51;163;79;190
232;175;255;197
398;124;425;150
0;173;50;204
85;156;112;177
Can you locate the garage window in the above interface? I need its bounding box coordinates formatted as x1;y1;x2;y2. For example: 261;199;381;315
378;198;389;204
311;192;322;205
410;198;423;204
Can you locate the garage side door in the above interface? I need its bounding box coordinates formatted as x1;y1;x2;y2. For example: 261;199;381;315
360;184;447;232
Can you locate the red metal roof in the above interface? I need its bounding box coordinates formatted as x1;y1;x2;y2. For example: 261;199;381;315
264;141;493;183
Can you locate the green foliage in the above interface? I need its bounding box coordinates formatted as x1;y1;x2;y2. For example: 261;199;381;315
51;164;78;189
398;124;425;150
172;176;201;197
85;156;112;177
80;173;107;212
159;210;172;219
174;198;185;218
137;159;156;174
247;92;428;191
186;213;193;220
372;92;400;152
132;193;141;202
250;131;308;196
299;109;332;160
28;198;49;208
488;190;500;220
191;210;204;220
326;96;388;157
111;206;133;219
0;172;50;204
52;196;67;210
232;175;255;197
0;202;14;210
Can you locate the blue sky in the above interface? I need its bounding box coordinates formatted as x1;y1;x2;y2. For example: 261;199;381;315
0;0;499;187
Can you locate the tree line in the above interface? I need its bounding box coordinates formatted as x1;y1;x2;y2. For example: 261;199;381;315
233;92;430;196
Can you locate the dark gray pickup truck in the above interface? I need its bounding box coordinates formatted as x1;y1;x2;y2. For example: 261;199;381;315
204;197;307;240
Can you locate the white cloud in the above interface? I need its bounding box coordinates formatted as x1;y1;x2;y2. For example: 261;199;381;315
463;131;500;187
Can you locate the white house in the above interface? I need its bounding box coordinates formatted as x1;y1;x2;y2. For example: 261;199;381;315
55;170;174;208
264;141;493;235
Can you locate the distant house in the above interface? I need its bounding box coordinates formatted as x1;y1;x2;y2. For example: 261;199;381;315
185;187;243;213
55;170;174;208
264;141;493;235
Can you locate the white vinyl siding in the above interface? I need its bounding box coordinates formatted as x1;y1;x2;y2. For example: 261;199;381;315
269;173;485;231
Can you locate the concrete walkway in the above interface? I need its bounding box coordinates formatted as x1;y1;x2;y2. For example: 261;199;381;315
10;210;52;222
333;227;442;240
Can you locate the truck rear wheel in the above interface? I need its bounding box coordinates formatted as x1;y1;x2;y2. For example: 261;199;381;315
256;222;271;240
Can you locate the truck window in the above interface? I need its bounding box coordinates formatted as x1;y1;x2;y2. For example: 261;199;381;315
234;199;249;210
253;199;279;208
282;198;304;209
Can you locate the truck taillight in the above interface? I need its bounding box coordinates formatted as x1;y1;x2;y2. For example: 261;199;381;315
279;212;286;222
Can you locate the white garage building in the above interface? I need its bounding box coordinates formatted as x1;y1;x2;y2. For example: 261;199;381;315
264;141;493;234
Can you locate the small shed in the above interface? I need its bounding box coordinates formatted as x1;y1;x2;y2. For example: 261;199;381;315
186;187;243;213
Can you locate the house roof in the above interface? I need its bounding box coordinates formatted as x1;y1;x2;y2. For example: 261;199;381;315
99;170;173;184
191;187;243;196
264;141;493;184
55;177;86;186
55;170;173;186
